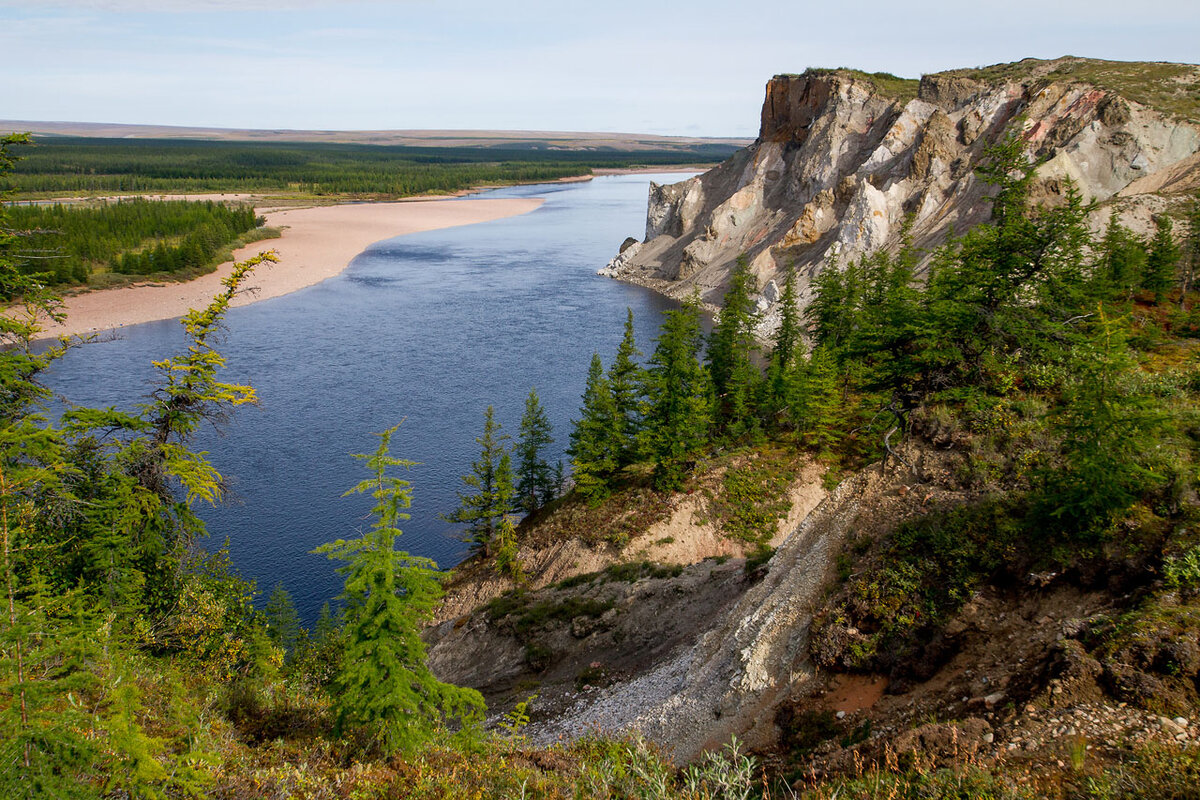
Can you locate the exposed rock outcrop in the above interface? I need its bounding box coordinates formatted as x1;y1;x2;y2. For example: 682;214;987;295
603;58;1200;326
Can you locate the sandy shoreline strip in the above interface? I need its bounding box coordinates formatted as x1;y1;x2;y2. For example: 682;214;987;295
37;196;544;339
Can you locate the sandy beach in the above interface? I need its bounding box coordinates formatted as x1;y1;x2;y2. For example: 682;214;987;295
36;196;544;339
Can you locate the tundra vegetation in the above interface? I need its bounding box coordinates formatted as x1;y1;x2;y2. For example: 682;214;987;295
5;118;1200;799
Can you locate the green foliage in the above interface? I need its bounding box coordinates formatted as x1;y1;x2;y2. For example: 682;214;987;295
641;298;712;491
498;693;537;741
682;737;757;800
706;448;798;544
744;545;775;575
484;589;613;638
1075;743;1200;799
314;424;485;753
814;497;1028;670
5;137;737;198
707;256;762;440
799;67;921;102
443;406;516;555
264;581;302;658
1181;193;1200;299
568;353;622;501
602;560;683;582
1094;211;1148;300
0;125;284;786
609;308;645;465
766;266;802;417
1033;310;1175;540
514;387;555;515
492;515;524;582
940;57;1200;121
1145;214;1180;302
5;197;260;286
1164;544;1200;594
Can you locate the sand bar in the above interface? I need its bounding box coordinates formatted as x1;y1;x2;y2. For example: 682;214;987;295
36;196;544;339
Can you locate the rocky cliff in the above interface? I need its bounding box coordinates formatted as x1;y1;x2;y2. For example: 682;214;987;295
601;58;1200;321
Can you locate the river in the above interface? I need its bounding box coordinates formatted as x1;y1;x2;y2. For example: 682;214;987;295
43;173;692;621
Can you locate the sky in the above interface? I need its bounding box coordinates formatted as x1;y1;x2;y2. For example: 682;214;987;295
3;0;1198;137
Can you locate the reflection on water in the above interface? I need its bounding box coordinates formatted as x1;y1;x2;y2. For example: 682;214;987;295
44;174;692;621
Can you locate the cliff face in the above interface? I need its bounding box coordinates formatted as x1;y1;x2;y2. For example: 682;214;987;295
603;58;1200;317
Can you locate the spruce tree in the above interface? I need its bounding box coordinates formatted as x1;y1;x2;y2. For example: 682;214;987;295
1181;195;1200;301
608;308;644;465
807;254;860;357
1093;211;1146;300
797;346;842;455
767;267;801;418
263;582;302;659
443;406;515;555
641;299;712;491
567;354;622;500
1145;214;1180;303
707;256;761;438
514;388;554;515
314;425;484;753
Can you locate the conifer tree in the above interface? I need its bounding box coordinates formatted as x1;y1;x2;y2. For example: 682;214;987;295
492;515;523;582
567;354;622;500
1034;310;1172;538
1093;211;1146;300
1145;214;1180;303
315;425;484;753
808;254;860;357
797;346;842;454
514;388;554;515
608;308;644;464
641;299;712;491
263;582;302;659
707;256;761;438
1181;195;1200;302
767;267;801;417
443;406;515;555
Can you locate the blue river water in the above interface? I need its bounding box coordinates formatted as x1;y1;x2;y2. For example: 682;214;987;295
43;174;691;622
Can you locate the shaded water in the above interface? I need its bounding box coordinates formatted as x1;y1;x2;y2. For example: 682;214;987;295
44;174;690;621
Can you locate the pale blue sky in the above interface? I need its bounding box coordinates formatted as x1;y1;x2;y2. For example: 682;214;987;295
3;0;1198;136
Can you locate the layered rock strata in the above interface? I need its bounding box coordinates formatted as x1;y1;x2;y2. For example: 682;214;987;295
604;60;1200;323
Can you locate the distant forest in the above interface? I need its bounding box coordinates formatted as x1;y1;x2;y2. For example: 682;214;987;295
5;199;265;286
2;137;738;197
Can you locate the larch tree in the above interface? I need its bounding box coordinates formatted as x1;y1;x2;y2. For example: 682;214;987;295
314;425;484;753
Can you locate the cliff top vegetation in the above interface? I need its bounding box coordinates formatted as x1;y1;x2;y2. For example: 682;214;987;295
936;56;1200;120
778;58;1200;121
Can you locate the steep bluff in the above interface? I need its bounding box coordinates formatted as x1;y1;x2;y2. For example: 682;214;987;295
602;58;1200;320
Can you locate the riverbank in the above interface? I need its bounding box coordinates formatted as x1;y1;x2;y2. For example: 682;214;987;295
35;196;544;339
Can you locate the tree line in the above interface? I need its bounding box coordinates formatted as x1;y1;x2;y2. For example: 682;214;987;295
3;137;736;198
446;134;1200;568
3;198;261;287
